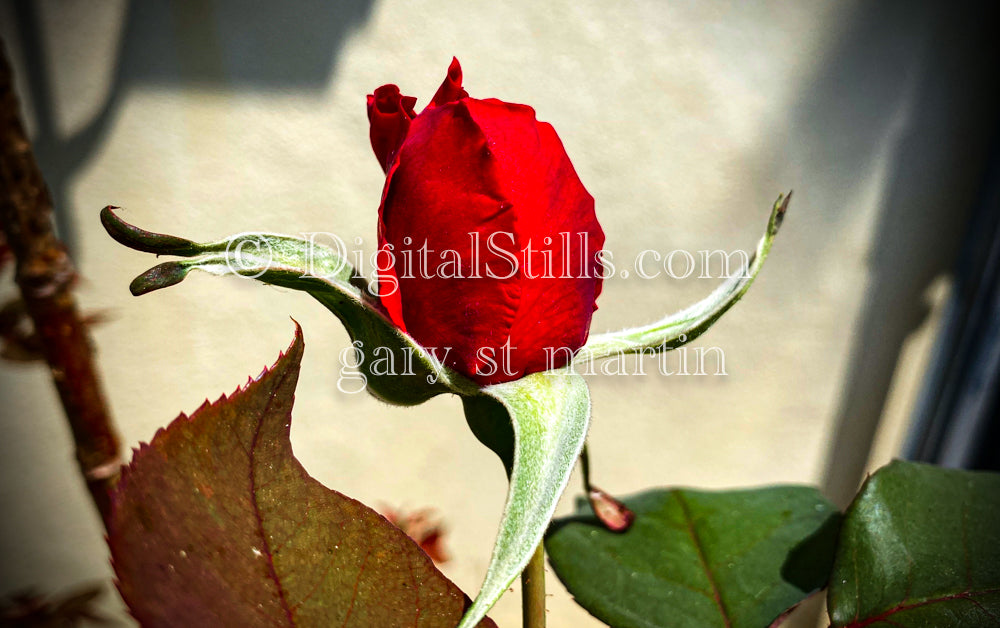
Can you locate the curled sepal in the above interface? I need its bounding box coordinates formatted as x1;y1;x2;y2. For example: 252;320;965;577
457;369;591;628
580;192;790;361
100;207;477;404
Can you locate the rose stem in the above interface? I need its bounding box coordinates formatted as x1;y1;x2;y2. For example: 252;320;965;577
581;443;594;491
522;542;546;628
0;41;122;523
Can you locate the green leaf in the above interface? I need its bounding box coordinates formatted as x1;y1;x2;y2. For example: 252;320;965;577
545;486;840;628
107;325;495;628
101;206;478;405
457;369;592;628
580;192;789;361
827;460;1000;627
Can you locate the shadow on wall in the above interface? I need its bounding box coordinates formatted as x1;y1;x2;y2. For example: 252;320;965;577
771;0;1000;503
10;0;375;252
764;2;999;626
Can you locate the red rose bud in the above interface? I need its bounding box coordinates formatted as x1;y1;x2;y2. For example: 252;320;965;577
368;58;605;385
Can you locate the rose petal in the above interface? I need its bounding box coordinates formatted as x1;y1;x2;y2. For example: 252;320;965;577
429;57;469;109
367;84;417;172
463;101;605;376
373;61;604;384
380;103;521;379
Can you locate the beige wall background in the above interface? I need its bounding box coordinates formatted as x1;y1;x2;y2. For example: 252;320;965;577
2;1;996;626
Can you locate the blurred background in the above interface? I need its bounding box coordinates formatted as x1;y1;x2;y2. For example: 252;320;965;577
1;0;998;625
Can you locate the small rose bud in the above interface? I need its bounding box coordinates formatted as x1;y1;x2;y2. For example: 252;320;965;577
588;486;636;533
368;59;605;385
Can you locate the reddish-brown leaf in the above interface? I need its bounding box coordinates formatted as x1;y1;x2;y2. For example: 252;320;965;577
108;324;494;627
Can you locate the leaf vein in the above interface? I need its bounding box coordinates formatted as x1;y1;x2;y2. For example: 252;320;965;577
291;533;339;612
847;587;1000;627
247;370;297;627
675;492;731;628
341;546;371;628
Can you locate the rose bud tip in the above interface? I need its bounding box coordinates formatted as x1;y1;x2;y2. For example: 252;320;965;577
780;190;793;214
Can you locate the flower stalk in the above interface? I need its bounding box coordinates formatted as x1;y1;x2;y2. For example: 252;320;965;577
522;543;546;628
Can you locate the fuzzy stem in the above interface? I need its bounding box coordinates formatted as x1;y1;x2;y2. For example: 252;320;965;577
521;542;546;628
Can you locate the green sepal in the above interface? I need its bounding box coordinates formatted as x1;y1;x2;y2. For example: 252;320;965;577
100;206;477;405
463;395;515;479
457;369;592;628
580;192;789;362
